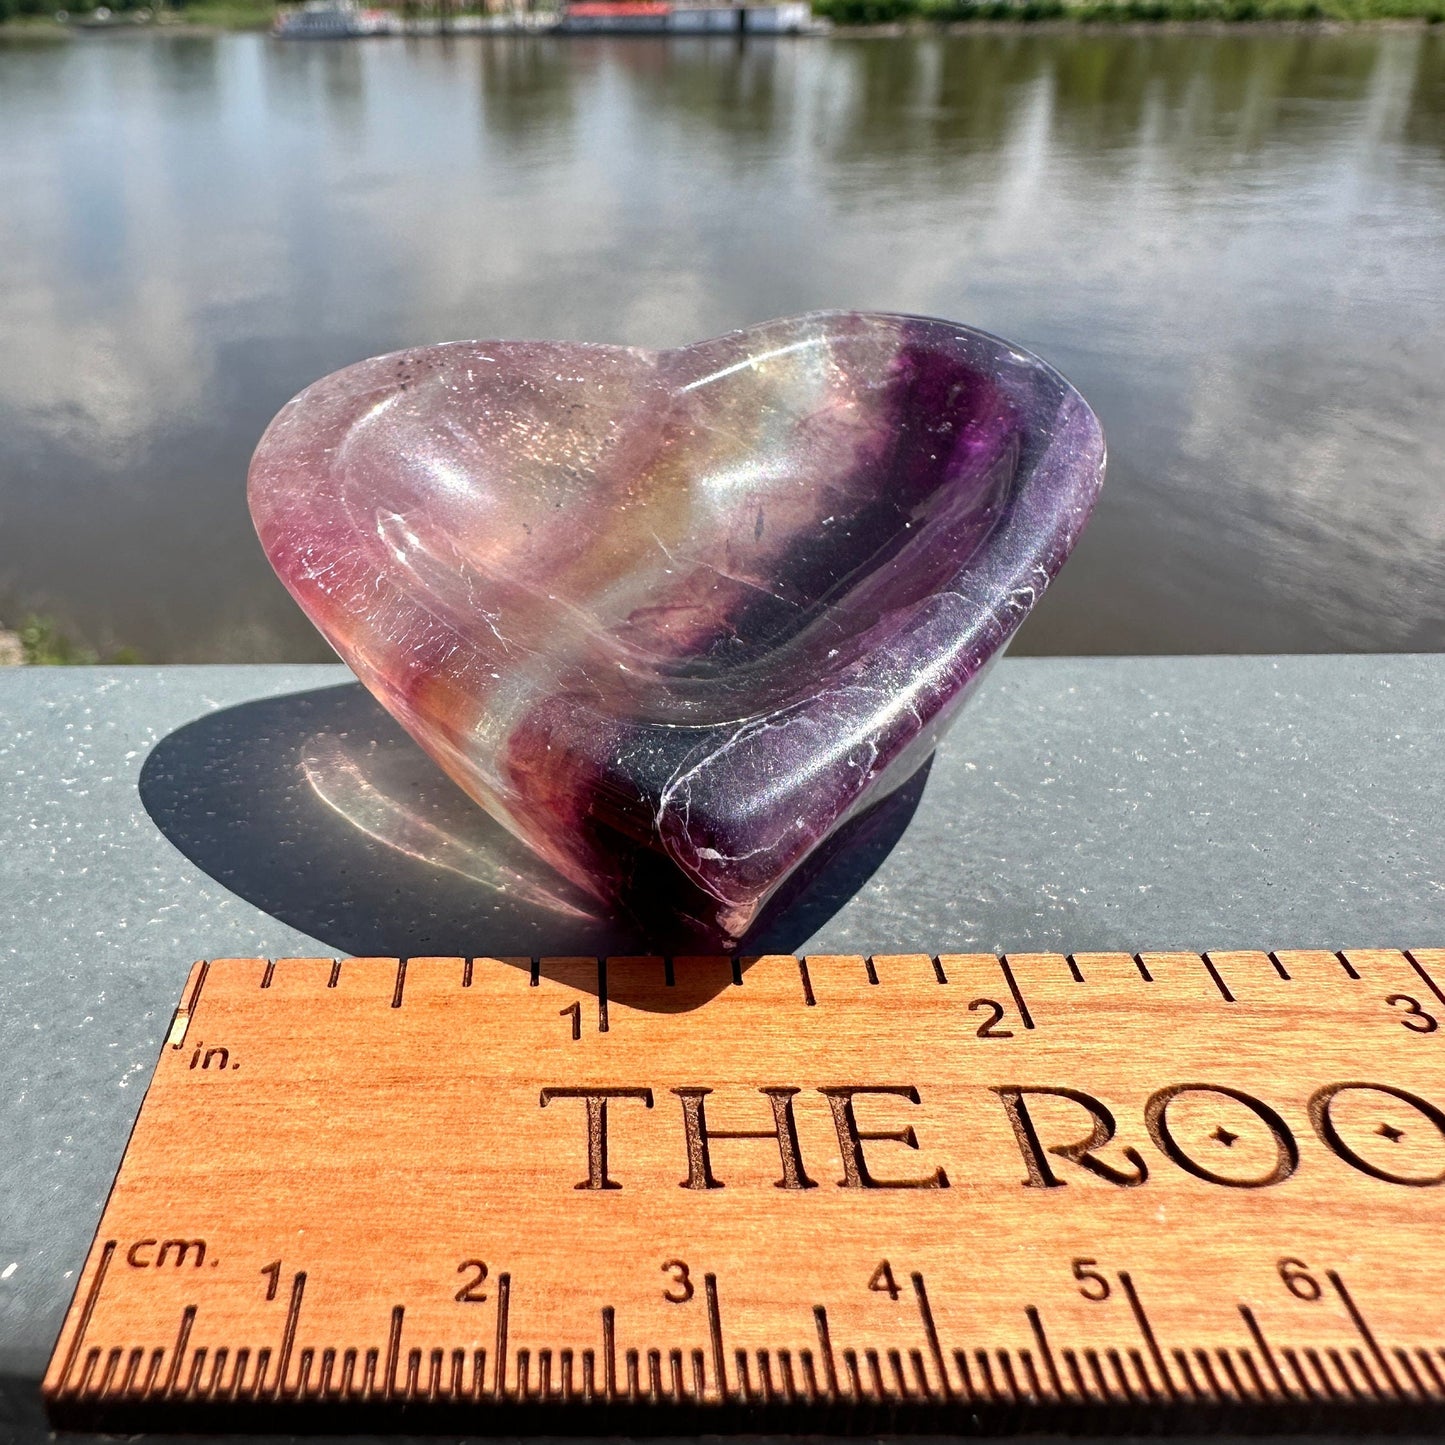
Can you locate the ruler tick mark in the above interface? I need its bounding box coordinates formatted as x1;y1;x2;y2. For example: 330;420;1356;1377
1349;1347;1385;1399
57;1239;114;1392
779;1348;799;1402
1268;951;1292;980
94;1346;119;1400
932;956;949;984
1172;1348;1204;1400
1018;1346;1044;1400
597;959;609;1033
327;960;341;989
1062;1347;1089;1400
168;963;208;1049
1066;955;1085;983
1192;1348;1227;1402
706;1274;726;1399
886;1347;908;1399
601;1307;616;1398
1239;1306;1290;1398
1133;954;1153;983
948;1349;972;1402
184;1347;207;1401
1329;1270;1403;1397
1126;1347;1157;1402
260;960;275;989
1301;1347;1337;1400
1336;951;1361;980
1202;955;1235;1003
1393;1347;1427;1398
973;1348;1000;1402
1237;1347;1269;1401
1280;1347;1315;1400
277;1277;309;1398
1120;1272;1175;1399
253;1347;274;1402
120;1346;144;1398
864;957;879;986
864;1347;886;1401
390;961;407;1009
912;1274;950;1398
164;1307;195;1397
1405;951;1445;1009
757;1349;776;1402
1416;1349;1445;1394
493;1274;510;1399
1326;1347;1362;1400
1026;1305;1062;1398
798;959;816;1007
999;958;1035;1030
814;1305;837;1397
73;1348;99;1399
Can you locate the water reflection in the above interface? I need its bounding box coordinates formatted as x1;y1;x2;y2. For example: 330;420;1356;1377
476;34;577;144
0;29;1440;658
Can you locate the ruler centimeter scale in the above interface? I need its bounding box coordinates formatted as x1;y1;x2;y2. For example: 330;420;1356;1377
44;947;1445;1431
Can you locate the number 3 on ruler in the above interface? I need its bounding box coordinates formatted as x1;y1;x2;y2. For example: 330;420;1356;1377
1386;994;1438;1033
661;1260;693;1303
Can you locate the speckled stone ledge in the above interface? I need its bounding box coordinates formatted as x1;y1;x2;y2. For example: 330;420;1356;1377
0;655;1440;1444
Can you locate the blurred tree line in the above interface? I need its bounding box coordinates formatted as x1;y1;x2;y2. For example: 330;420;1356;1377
817;0;1442;20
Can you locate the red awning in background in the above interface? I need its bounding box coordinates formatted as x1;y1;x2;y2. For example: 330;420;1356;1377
567;2;672;13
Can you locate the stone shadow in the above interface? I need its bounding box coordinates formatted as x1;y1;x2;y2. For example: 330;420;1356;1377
138;683;930;994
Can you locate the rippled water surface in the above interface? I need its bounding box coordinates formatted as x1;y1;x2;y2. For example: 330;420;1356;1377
1;28;1442;660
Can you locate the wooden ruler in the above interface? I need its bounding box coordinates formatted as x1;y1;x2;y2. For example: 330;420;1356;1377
44;948;1445;1431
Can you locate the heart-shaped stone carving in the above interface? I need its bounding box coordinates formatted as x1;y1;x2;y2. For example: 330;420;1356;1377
250;312;1104;943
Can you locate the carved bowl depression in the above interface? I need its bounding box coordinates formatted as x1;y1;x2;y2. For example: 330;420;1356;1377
249;311;1105;943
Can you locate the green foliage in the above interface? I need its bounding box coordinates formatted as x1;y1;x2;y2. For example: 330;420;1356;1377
813;0;912;22
826;0;1444;20
3;0;60;20
0;0;282;23
19;616;97;665
162;0;280;23
13;615;142;666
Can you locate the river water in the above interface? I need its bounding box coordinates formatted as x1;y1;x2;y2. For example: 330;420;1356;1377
1;27;1441;660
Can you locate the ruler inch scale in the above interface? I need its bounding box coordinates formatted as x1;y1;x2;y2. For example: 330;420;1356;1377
43;947;1445;1433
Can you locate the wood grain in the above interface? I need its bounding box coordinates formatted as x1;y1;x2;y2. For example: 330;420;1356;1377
43;948;1445;1430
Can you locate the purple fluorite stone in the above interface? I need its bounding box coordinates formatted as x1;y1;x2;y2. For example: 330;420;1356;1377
249;312;1104;942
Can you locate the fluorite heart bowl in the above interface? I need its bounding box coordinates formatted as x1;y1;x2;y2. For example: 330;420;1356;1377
249;312;1104;943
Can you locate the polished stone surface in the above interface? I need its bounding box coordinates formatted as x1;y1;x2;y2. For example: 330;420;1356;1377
250;313;1104;943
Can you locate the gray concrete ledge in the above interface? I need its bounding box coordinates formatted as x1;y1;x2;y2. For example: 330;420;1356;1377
0;655;1441;1436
